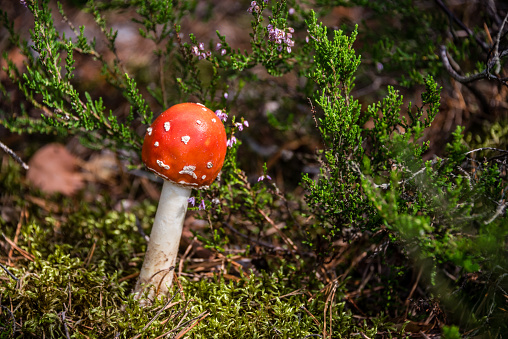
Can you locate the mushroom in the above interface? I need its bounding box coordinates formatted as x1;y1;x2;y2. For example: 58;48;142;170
134;102;227;302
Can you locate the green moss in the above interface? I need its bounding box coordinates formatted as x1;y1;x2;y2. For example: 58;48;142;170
1;229;381;337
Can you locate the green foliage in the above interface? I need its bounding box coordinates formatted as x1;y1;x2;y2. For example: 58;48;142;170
314;0;449;86
301;11;441;255
442;325;461;339
301;12;369;254
0;0;151;152
361;122;508;331
301;7;507;335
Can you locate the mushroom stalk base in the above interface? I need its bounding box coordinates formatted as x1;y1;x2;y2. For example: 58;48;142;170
134;180;191;303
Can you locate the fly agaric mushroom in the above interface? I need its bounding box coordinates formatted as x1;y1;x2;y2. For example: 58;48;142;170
134;102;227;301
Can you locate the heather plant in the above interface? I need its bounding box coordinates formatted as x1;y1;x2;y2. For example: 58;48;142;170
1;0;508;338
300;4;508;336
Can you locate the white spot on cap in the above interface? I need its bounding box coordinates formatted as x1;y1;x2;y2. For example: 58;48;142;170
196;120;202;125
197;103;205;107
202;175;206;179
164;122;170;131
179;165;197;179
154;141;159;147
181;135;190;144
157;160;170;170
207;162;213;168
147;127;153;136
211;118;216;123
202;107;207;111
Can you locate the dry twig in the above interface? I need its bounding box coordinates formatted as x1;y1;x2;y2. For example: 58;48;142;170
0;263;18;281
0;140;29;170
131;295;177;339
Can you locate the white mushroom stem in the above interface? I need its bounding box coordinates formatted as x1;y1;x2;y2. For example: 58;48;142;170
134;180;191;302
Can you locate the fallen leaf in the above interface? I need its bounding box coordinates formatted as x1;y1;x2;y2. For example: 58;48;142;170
26;143;84;196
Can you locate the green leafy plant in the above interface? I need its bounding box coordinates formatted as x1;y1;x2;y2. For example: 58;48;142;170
301;6;507;336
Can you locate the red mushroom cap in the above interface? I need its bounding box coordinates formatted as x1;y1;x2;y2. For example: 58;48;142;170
142;103;227;189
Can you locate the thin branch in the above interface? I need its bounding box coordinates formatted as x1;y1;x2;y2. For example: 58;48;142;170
349;160;430;190
258;208;298;253
58;311;71;339
486;0;502;27
153;308;208;339
464;147;508;156
136;217;149;242
0;305;16;335
131;295;177;339
439;46;492;84
488;11;508;74
484;202;507;225
434;0;490;52
222;221;279;251
173;311;209;339
0;263;19;281
439;9;508;86
494;12;508;57
0;141;29;170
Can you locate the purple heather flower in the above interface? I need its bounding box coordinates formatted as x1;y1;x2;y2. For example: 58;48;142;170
188;197;196;206
215;42;222;50
215;109;228;122
267;25;295;53
191;46;199;55
198;199;206;210
288;8;295;15
221;49;227;56
234;122;244;131
247;1;257;13
257;174;272;182
198;42;205;50
224;92;229;99
227;136;237;147
243;120;249;128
